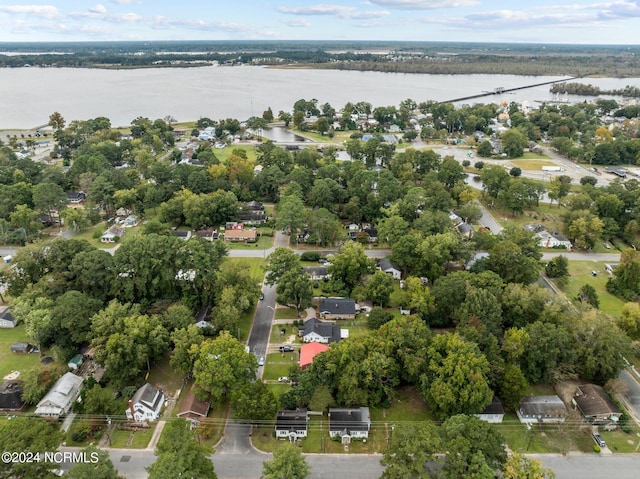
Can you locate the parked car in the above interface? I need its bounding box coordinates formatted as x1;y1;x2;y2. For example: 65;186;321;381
279;345;294;353
259;292;264;300
258;356;264;366
592;433;606;448
278;376;289;383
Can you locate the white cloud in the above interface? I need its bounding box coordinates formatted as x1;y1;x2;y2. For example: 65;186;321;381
277;4;390;19
368;0;479;9
109;0;135;4
89;4;108;14
282;18;312;27
0;5;60;19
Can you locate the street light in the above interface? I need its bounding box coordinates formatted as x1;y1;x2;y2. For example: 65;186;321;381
106;417;112;446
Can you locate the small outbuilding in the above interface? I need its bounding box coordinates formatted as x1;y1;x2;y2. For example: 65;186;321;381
11;342;33;354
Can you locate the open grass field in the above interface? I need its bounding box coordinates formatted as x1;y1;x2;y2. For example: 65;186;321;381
225;257;266;283
215;144;259;164
600;429;640;453
499;417;595;454
110;422;157;448
270;323;300;345
556;260;626;317
274;308;300;320
510;159;557;170
262;353;296;381
146;353;183;398
0;324;43;379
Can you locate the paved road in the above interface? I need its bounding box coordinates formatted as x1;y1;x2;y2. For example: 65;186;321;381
618;368;640;426
540;252;620;262
478;205;504;234
535;454;640;479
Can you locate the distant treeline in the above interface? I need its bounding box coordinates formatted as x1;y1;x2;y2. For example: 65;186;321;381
551;82;640;98
2;40;640;77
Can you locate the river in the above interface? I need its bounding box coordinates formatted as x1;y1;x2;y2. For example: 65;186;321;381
0;65;638;129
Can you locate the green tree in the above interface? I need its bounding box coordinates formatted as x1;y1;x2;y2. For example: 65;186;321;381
231;380;278;421
380;422;441;479
367;307;394;330
328;241;375;293
275;194;306;241
0;417;63;479
32;182;67;221
501;128;527;158
502;453;556;479
193;331;257;403
521;321;576;384
262;443;310;479
618;302;640;340
82;384;121;415
575;284;599;308
607;248;640;300
266;247;302;286
21;364;65;404
170;325;204;376
477;140;493;157
277;269;314;316
439;415;507;479
487;240;539;284
48;111;66;130
367;271;394;307
420;333;492;419
67;445;123;479
147;419;216;479
545;255;569;279
499;363;529;411
454;287;503;336
60;206;90;232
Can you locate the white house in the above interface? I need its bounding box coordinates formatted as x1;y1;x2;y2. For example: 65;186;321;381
474;397;505;424
328;407;371;442
35;372;83;418
0;306;17;328
377;258;402;280
101;224;126;243
275;409;308;441
126;383;164;422
300;317;341;344
535;231;572;250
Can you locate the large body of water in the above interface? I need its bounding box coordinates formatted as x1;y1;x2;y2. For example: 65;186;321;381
0;65;638;129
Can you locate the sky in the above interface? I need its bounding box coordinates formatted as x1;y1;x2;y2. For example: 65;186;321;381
0;0;639;44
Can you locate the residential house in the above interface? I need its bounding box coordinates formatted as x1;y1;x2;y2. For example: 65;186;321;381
0;306;17;328
66;191;86;204
572;384;622;426
363;227;378;243
35;372;83;418
328;407;371;442
299;342;330;369
101;224;126;243
177;389;210;423
11;342;33;354
223;228;257;243
318;298;356;320
535;231;572;250
173;230;192;241
302;266;330;281
456;222;474;240
474;397;505;424
126;383;164;422
0;380;26;411
517;395;568;424
605;263;618;274
345;223;360;239
377;258;402;280
195;228;220;241
115;207;132;217
237;208;267;225
300;317;341;344
275;409;308;441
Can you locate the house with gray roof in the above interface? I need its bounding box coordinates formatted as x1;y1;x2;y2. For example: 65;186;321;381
377;257;402;280
0;381;26;411
474;396;505;424
126;383;164;422
301;317;341;344
275;409;308;440
0;307;17;328
35;372;83;418
302;266;330;281
318;298;356;320
328;407;371;441
517;395;567;424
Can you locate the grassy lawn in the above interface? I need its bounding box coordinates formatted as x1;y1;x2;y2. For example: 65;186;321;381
110;422;157;449
522;151;552;160
371;386;434;423
270;323;300;345
198;399;230;449
600;429;640;453
146;353;183;398
263;353;296;381
274;308;301;320
224;234;273;250
500;419;595;453
238;306;256;342
556;260;626;317
510;159;557;170
225;257;266;283
215;144;258;164
340;324;370;339
0;324;44;379
487;202;565;232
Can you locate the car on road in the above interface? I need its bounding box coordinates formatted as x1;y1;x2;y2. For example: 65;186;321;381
279;345;294;353
258;356;264;366
592;433;606;448
259;292;264;300
278;376;289;383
